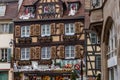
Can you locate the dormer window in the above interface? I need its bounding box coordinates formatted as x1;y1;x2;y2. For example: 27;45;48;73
43;4;55;14
19;6;35;19
68;2;80;16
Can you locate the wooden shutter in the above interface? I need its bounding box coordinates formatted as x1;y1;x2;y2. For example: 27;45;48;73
35;47;41;59
30;25;35;36
59;45;65;59
50;23;56;35
15;48;20;60
9;23;14;33
75;45;83;58
7;48;11;62
75;22;83;33
35;24;41;36
15;25;20;37
51;46;56;59
59;23;64;34
30;47;35;59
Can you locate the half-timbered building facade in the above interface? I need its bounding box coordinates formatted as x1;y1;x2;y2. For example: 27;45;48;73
13;0;100;80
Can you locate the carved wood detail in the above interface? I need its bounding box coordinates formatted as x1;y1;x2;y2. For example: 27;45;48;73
38;36;52;43
51;46;57;59
18;37;32;44
59;45;65;59
75;45;83;58
30;25;35;36
18;61;31;66
51;23;56;35
30;47;41;60
63;35;77;41
15;25;21;37
15;48;21;60
59;23;64;34
75;22;83;33
35;24;41;36
38;60;52;65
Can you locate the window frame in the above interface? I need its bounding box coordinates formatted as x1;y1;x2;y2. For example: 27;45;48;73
21;26;30;37
41;47;51;60
65;46;75;59
0;24;10;33
0;5;6;16
65;23;75;35
95;55;101;70
43;4;55;14
21;48;30;60
0;48;11;62
107;25;117;59
41;24;50;37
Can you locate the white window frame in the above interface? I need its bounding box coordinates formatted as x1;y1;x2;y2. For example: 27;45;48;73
65;23;75;35
41;47;51;59
0;24;9;33
107;25;117;59
0;48;11;62
0;5;6;16
69;3;78;11
21;26;30;37
65;46;75;59
21;48;30;60
41;24;50;37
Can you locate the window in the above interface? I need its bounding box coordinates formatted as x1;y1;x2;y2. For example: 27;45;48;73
0;5;6;16
21;48;30;60
0;23;13;33
41;24;50;36
0;48;11;62
41;47;50;59
65;23;75;35
24;6;35;18
96;56;101;69
43;4;55;13
21;26;30;37
92;0;100;8
90;32;100;44
108;25;117;58
68;2;79;16
65;46;75;59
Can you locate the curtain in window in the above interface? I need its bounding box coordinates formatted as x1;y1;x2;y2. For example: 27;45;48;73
41;47;50;59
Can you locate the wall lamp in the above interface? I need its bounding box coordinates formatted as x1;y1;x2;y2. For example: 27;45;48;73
9;39;14;47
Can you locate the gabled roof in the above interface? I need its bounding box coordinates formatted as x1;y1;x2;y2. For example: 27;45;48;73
0;0;18;3
0;1;18;19
23;0;38;6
